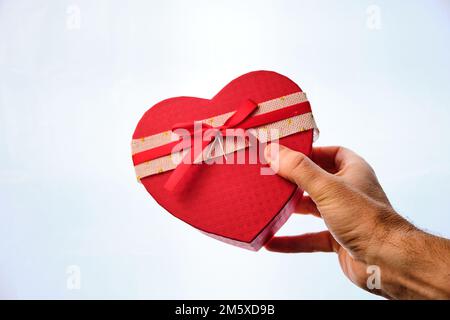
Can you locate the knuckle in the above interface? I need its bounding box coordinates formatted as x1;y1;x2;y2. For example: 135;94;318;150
288;152;310;180
290;151;308;171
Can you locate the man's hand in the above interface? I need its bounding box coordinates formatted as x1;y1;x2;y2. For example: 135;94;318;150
264;144;450;299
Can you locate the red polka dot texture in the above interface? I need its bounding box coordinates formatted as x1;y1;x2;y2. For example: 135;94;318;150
132;71;314;250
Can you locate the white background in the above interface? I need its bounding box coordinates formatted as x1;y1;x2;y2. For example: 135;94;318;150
0;0;449;299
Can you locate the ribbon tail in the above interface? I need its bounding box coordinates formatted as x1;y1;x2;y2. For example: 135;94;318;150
164;138;211;192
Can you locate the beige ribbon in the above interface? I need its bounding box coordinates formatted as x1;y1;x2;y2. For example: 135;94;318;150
132;92;319;181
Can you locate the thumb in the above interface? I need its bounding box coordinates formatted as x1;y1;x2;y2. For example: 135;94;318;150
264;143;334;200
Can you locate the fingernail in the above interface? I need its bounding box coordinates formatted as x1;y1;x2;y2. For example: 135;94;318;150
265;143;283;163
264;144;272;162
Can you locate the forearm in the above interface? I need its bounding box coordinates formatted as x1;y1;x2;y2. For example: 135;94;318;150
374;223;450;299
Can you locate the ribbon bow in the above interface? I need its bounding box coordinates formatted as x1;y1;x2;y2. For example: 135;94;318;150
165;99;259;191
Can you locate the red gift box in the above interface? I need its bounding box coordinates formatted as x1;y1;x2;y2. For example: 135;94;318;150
131;71;319;250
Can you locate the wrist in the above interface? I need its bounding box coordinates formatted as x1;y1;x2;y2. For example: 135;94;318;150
367;213;450;299
364;206;412;265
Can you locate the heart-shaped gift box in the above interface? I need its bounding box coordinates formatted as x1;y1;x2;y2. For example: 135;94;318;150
131;71;318;250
